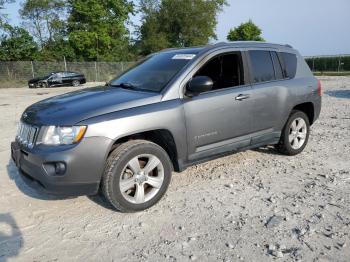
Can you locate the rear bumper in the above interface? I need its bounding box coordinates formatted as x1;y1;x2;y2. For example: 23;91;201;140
313;96;322;124
11;136;112;196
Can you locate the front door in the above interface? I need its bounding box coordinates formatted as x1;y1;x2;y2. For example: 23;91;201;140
183;52;253;161
49;73;63;86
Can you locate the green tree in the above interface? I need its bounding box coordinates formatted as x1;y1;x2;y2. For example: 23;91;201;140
0;24;38;60
227;20;265;42
37;39;76;61
67;0;134;61
137;0;227;55
136;0;169;55
20;0;67;47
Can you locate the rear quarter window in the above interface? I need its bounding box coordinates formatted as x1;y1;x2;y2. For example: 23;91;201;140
280;52;297;79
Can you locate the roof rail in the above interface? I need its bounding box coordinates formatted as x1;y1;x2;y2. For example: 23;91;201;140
213;42;228;46
211;41;294;49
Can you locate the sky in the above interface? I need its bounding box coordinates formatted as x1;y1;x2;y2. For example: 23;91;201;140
4;0;350;56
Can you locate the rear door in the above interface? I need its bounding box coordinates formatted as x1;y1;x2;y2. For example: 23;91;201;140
183;51;254;161
62;72;73;85
247;50;288;144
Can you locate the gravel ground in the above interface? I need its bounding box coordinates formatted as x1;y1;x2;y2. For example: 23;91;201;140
0;77;349;262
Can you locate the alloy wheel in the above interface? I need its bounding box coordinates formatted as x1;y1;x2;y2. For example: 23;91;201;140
119;154;164;204
288;117;307;150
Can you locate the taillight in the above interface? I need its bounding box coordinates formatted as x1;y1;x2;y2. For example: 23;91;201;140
317;80;322;96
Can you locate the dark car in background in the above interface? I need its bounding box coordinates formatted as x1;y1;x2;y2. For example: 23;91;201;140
28;71;86;88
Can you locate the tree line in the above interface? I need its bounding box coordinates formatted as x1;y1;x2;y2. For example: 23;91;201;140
305;56;350;72
0;0;265;62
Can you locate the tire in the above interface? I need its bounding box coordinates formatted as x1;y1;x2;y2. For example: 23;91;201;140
72;80;80;87
102;140;173;212
276;110;310;155
42;82;48;88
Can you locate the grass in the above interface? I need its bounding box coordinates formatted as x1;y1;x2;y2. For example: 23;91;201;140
313;71;350;76
0;80;27;88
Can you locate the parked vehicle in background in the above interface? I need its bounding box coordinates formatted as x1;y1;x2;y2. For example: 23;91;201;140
13;42;321;212
28;71;86;88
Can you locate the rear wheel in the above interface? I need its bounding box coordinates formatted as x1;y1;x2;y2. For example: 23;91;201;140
276;110;310;155
102;140;172;212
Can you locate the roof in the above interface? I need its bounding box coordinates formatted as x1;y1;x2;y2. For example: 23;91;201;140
160;41;294;54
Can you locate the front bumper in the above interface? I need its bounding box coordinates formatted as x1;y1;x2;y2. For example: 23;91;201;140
11;137;112;196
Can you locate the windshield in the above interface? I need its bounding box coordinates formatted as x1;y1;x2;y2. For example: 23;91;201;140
44;72;56;79
110;51;198;92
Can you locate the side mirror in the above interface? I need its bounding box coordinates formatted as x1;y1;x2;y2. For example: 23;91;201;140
186;76;213;97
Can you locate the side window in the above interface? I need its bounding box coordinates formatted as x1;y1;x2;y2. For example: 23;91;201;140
248;50;275;83
271;51;284;80
51;73;58;79
194;52;245;90
279;52;297;79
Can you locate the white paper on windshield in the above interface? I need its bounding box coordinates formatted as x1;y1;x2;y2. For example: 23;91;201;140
172;54;196;60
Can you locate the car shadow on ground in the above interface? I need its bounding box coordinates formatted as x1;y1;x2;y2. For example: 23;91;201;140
253;145;282;155
324;90;350;99
6;159;75;201
0;213;23;261
6;158;116;211
87;195;116;211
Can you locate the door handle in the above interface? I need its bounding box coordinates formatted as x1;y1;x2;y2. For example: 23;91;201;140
235;94;250;101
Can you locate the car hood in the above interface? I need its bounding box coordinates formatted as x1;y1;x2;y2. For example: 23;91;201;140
22;86;162;125
28;76;47;83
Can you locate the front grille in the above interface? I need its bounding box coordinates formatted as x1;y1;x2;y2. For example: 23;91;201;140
16;121;39;148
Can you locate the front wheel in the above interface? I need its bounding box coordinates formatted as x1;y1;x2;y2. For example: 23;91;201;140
72;80;80;87
276;110;310;155
102;140;173;212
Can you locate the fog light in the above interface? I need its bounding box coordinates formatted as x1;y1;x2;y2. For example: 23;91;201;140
43;162;67;176
55;162;66;175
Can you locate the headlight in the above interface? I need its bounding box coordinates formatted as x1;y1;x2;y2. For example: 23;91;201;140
39;126;87;145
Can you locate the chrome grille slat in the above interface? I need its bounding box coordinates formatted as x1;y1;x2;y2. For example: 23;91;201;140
24;125;28;143
16;121;38;148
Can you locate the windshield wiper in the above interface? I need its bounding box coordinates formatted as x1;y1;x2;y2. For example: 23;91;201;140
109;82;138;90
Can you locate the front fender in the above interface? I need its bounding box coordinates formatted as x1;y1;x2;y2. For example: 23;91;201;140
79;99;187;162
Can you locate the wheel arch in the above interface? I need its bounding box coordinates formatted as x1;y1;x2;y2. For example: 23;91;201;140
107;129;180;172
292;102;315;125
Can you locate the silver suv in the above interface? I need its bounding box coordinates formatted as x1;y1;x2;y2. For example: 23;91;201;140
11;42;322;212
